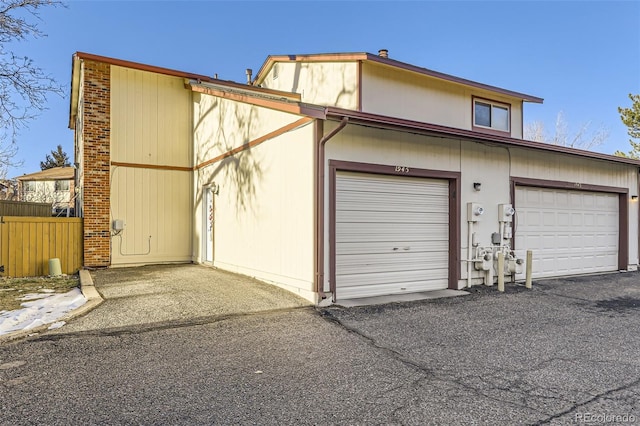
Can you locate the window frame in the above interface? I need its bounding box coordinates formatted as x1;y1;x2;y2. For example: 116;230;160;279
472;96;512;136
55;180;70;191
23;181;36;192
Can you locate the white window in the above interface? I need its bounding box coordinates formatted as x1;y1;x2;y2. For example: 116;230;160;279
55;180;70;191
24;181;36;192
473;98;510;133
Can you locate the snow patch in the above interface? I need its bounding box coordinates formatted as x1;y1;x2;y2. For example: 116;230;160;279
0;288;86;336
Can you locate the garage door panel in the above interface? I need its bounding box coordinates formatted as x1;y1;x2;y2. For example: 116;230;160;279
337;276;449;299
337;252;449;274
337;240;449;256
515;186;618;279
337;210;449;224
336;171;449;299
336;223;449;241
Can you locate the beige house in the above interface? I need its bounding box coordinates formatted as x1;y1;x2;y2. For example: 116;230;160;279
17;166;75;216
69;50;640;304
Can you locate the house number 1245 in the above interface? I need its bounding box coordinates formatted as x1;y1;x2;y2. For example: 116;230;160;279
395;166;410;173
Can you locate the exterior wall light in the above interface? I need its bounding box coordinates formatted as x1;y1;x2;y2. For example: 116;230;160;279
473;182;481;191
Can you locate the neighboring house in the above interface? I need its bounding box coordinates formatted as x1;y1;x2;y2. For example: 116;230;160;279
0;179;17;200
17;167;75;216
69;50;640;304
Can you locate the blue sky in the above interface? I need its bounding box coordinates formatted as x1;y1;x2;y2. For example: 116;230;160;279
7;0;640;177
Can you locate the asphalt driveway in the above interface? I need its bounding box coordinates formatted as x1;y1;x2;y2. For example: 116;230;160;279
3;266;639;424
322;272;640;423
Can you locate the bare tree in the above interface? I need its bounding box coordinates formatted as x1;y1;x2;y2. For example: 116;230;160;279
524;111;609;150
0;0;64;178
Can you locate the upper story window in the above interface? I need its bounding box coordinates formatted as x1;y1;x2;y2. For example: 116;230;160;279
55;180;70;191
24;181;36;192
473;97;510;134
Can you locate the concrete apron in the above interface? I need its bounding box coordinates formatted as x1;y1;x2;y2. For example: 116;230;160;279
50;264;313;334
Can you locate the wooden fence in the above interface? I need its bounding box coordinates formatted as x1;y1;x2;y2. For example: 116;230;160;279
0;216;83;277
0;200;52;217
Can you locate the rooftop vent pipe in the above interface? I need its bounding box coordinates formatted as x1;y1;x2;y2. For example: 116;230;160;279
245;68;253;85
378;49;389;58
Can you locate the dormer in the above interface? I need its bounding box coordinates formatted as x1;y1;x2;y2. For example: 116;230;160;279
254;51;543;139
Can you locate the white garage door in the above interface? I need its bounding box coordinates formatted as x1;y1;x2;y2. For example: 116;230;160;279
335;171;449;299
515;186;619;278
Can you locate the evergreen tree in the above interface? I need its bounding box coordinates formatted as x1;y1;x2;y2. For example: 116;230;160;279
614;94;640;159
40;144;70;170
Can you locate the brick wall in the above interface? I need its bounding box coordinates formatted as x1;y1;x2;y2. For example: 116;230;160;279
81;60;111;267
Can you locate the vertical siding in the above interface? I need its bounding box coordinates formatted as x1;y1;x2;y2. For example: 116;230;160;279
110;66;193;265
193;92;316;299
260;62;358;110
326;123;639;288
361;63;524;139
0;217;83;277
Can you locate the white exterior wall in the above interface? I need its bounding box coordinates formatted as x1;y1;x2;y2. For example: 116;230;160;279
361;63;524;139
192;92;316;301
21;180;71;211
324;122;638;290
110;66;193;265
260;62;358;109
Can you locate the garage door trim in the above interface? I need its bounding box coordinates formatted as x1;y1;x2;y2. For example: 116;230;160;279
510;177;628;271
329;160;461;300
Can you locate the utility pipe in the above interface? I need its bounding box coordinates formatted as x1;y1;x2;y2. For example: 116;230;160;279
467;222;473;288
497;251;505;292
315;117;349;302
525;250;533;289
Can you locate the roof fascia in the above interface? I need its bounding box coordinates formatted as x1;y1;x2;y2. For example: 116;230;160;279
69;55;81;129
325;107;640;167
364;54;543;103
253;51;542;104
189;82;326;119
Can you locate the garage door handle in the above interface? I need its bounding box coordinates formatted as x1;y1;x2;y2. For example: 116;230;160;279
392;247;411;251
403;247;410;251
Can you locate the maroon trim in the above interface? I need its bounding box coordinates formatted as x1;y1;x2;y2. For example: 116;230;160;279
471;96;512;137
253;52;543;103
511;177;629;271
619;194;629;271
328;160;461;301
357;60;363;112
316;118;350;299
511;177;629;194
74;51;299;100
314;120;323;296
325;108;640;167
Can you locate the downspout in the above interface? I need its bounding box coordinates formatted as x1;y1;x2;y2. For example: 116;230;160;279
316;117;349;302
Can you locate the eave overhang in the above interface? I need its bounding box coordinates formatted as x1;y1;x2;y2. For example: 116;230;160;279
325;107;640;167
254;52;543;104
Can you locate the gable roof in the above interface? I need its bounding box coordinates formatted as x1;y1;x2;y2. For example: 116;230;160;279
69;52;301;129
253;52;544;104
17;167;75;181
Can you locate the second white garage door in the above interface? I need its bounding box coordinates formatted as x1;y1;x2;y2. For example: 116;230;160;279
335;171;449;299
515;186;619;278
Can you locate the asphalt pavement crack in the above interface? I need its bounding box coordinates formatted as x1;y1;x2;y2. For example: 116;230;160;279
532;376;640;425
